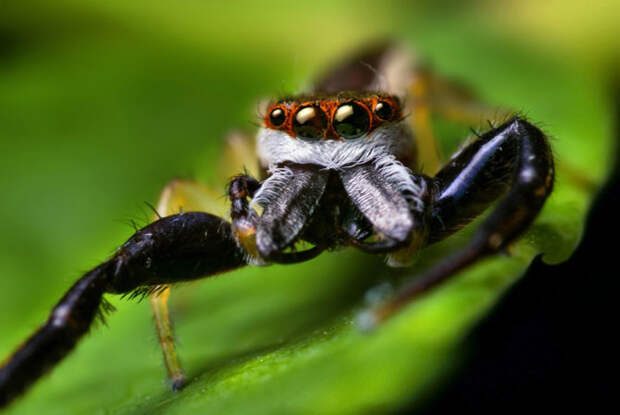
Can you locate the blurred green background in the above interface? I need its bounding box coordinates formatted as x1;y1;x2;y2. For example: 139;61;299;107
0;1;616;414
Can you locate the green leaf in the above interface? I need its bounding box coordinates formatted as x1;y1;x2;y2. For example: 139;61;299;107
0;1;614;414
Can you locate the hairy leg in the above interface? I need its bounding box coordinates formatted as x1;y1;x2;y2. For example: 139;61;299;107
0;264;111;408
0;210;247;408
364;117;554;326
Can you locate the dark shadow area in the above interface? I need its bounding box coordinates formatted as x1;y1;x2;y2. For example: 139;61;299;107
412;83;619;414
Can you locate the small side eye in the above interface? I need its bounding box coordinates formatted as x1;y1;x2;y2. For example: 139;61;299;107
293;106;327;141
269;108;286;126
374;101;393;120
333;103;370;139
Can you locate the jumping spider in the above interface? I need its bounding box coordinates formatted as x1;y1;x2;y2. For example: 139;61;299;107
0;42;554;408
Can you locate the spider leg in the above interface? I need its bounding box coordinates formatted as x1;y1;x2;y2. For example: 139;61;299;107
137;131;265;391
411;66;512;127
0;263;110;408
147;178;228;391
229;173;261;260
410;63;596;192
219;130;261;180
364;117;554;326
146;129;259;390
0;208;246;408
408;65;517;174
149;288;186;390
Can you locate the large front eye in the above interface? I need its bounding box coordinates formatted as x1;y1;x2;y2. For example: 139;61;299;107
333;103;370;139
293;106;327;141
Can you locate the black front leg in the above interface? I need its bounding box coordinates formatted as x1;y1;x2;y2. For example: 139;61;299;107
0;263;110;408
108;212;247;293
368;117;554;324
0;212;246;408
430;116;554;248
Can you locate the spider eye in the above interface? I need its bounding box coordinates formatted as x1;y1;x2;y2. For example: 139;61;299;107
269;108;286;126
293;106;327;141
374;101;393;120
333;103;370;139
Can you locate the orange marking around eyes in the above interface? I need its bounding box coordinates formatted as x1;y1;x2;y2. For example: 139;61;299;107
263;94;402;140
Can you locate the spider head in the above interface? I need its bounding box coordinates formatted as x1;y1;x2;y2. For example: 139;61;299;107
250;92;426;259
257;92;414;170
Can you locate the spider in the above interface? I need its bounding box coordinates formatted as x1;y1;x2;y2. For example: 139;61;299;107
0;42;554;408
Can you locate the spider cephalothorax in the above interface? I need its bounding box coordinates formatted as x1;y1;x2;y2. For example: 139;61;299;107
244;92;428;263
0;42;555;408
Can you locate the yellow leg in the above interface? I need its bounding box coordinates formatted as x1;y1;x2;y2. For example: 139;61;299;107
218;130;260;180
149;131;256;390
149;179;224;390
408;66;512;175
408;66;595;191
415;66;512;125
149;287;186;390
409;69;443;175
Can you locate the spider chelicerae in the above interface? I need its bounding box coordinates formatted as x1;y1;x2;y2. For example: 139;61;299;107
0;42;554;408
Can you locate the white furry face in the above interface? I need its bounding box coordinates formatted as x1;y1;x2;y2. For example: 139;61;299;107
257;120;415;171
